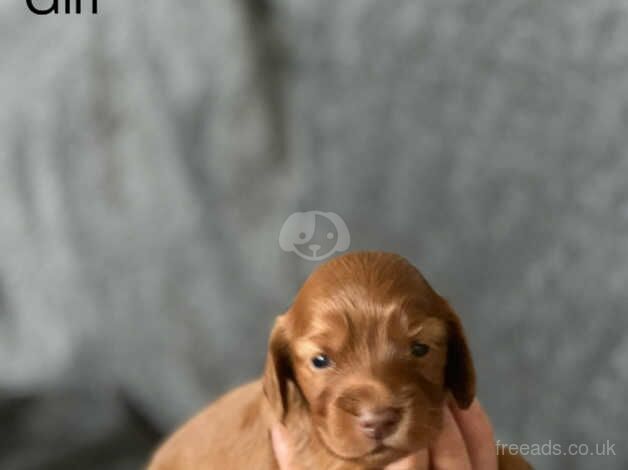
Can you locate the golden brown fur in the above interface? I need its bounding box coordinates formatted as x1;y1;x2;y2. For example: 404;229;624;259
148;252;531;469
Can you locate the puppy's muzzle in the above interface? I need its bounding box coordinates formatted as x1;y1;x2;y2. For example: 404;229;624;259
357;407;401;440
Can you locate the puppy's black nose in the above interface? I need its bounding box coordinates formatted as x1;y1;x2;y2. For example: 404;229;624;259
358;407;401;440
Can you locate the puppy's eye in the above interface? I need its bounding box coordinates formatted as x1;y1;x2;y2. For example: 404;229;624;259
311;354;331;369
411;342;430;357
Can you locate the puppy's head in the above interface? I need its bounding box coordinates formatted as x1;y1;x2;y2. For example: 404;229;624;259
264;252;475;467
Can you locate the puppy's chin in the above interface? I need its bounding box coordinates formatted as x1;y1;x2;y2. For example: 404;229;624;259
354;445;410;468
328;441;410;468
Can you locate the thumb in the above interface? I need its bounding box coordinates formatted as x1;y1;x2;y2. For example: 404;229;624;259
271;423;301;470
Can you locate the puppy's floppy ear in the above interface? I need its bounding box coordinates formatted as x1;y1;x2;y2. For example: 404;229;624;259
443;301;476;409
263;314;293;421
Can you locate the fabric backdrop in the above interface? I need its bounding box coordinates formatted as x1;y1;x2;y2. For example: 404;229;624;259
1;0;627;468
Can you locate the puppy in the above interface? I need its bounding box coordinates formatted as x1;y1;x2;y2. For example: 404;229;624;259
148;252;531;469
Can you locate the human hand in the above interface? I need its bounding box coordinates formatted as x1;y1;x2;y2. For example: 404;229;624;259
271;398;497;470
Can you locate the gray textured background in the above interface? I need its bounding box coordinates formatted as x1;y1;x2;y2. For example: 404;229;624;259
1;0;627;468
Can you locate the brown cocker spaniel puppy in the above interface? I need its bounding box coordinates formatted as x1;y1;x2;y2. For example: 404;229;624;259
148;252;531;469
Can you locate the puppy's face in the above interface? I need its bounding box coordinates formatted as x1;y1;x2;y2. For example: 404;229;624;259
264;252;475;468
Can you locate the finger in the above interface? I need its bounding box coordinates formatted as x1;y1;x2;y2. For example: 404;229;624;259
430;405;472;470
385;449;429;469
271;424;298;470
450;399;498;470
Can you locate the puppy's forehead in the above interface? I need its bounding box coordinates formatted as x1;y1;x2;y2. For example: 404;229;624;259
292;281;442;338
290;290;448;360
292;252;442;316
